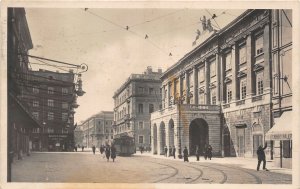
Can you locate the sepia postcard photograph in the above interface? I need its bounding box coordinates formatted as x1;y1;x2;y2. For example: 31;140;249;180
0;1;299;189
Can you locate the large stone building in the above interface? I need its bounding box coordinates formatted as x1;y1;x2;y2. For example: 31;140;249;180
28;69;82;152
151;9;292;166
81;111;114;148
113;67;162;150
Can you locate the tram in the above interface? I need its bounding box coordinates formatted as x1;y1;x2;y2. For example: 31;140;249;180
113;135;135;156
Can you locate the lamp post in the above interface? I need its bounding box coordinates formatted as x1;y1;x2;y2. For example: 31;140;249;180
176;96;184;159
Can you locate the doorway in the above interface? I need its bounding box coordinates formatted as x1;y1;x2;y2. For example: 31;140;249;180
189;118;208;155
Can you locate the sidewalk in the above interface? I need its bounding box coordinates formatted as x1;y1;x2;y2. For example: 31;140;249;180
135;152;292;175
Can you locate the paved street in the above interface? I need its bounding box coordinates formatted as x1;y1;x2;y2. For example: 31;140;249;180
11;151;292;184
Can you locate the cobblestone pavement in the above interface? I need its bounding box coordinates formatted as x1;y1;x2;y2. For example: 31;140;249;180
11;152;292;184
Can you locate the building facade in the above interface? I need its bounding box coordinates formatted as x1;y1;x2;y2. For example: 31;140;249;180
27;69;80;152
113;67;162;150
7;8;41;163
81;111;114;148
151;9;292;162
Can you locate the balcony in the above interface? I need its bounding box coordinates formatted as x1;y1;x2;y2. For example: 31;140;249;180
236;99;245;106
223;104;230;109
180;104;220;112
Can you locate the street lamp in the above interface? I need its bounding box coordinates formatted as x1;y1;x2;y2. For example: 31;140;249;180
176;96;184;159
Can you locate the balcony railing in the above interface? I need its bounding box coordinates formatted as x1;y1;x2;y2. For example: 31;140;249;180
236;99;245;106
180;104;220;112
223;104;230;109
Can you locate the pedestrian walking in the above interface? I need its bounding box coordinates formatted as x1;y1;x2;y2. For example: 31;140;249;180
196;146;200;161
82;146;84;152
169;147;172;157
172;146;176;159
207;145;213;160
257;142;269;171
111;145;116;162
164;146;168;157
74;145;77;152
92;145;96;155
105;145;111;162
100;145;104;154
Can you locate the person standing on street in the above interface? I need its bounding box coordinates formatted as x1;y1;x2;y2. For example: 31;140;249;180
196;146;200;161
172;146;176;159
257;142;269;171
82;146;84;152
164;146;168;157
204;144;208;160
183;146;189;162
105;145;111;162
207;145;213;160
111;145;117;162
169;147;172;157
100;145;104;154
92;145;96;155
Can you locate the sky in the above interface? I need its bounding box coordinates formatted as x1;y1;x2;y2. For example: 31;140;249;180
25;8;245;124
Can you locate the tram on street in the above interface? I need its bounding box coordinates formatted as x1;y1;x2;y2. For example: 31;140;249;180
113;135;135;156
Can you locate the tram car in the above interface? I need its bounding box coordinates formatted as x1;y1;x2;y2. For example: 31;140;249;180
113;135;135;156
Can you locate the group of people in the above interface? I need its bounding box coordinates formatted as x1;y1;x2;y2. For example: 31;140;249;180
139;146;151;154
163;146;177;159
99;144;117;162
74;144;84;152
183;144;213;162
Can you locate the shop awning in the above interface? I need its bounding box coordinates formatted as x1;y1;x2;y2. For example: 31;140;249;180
265;111;292;140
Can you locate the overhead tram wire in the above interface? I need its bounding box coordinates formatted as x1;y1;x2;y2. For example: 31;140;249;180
83;9;176;61
205;9;221;30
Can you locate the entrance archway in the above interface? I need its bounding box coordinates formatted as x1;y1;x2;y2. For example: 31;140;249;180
189;118;208;155
168;119;175;148
153;124;157;154
159;122;166;155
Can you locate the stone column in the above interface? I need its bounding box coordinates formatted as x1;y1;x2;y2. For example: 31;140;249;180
215;53;220;104
232;43;238;101
219;53;224;103
263;23;271;93
205;59;210;104
167;82;171;107
193;66;198;104
185;71;189;104
246;33;254;97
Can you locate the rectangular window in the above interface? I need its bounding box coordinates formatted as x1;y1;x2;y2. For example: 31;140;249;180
139;121;143;129
227;84;232;103
138;87;144;94
239;45;246;64
33;100;39;107
33;86;39;94
106;136;108;139
188;72;193;87
48;112;54;120
211;88;216;105
257;72;264;95
62;113;68;121
62;102;68;109
149;88;154;94
199;93;205;104
48;99;54;107
47;128;54;133
199;67;205;82
149;104;154;113
48;87;54;94
111;136;113;139
240;78;247;99
175;79;180;98
225;53;232;70
32;112;39;120
62;88;68;95
138;104;143;114
255;35;264;55
210;60;216;77
138;136;144;144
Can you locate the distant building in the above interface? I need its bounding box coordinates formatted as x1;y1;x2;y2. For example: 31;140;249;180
113;66;162;151
80;111;114;148
151;9;292;168
27;69;80;152
74;125;84;147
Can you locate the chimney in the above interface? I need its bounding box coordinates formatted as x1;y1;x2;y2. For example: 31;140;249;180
146;66;152;74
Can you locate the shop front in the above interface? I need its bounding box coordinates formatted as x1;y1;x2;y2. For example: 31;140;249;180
265;111;292;169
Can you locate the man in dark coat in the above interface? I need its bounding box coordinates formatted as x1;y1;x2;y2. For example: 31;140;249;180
100;145;104;154
92;145;96;155
111;145;116;162
169;147;172;157
164;146;168;157
183;146;189;162
257;142;269;171
105;145;111;162
196;146;200;161
172;146;176;159
207;145;213;160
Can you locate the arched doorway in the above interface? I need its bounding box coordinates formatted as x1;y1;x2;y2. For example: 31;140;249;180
189;118;208;155
159;122;166;155
153;124;157;154
168;119;175;148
